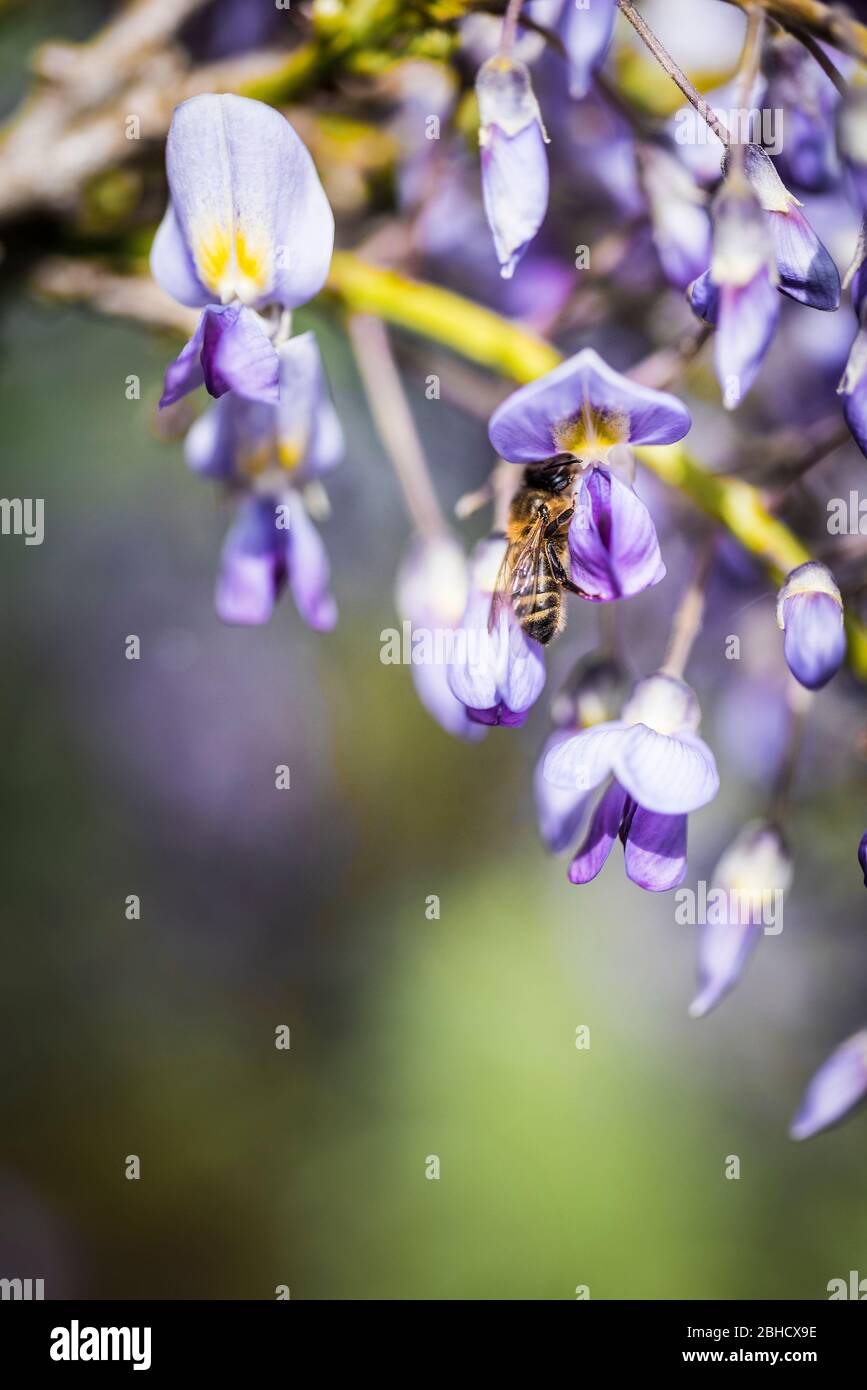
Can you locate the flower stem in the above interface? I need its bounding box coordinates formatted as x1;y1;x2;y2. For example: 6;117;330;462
617;0;731;145
347;313;447;540
661;539;717;679
500;0;526;57
790;23;849;95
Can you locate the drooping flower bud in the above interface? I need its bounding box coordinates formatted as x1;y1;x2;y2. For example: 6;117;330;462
790;1029;867;1140
476;55;549;279
690;821;793;1019
776;561;845;690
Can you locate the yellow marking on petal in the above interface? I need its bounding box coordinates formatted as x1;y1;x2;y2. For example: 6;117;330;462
194;223;233;296
554;403;629;459
277;437;305;471
233;226;271;303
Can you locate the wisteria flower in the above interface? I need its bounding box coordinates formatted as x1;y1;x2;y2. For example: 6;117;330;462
534;0;617;101
689;821;793;1019
489;348;691;599
637;143;712;292
184;332;341;628
447;537;546;727
838;218;867;456
544;672;719;891
395;532;484;741
790;1029;867;1140
476;55;549;278
776;561;845;690
152;93;334;406
688;173;780;409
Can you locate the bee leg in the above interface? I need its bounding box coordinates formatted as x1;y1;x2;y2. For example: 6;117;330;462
543;507;574;538
547;542;586;597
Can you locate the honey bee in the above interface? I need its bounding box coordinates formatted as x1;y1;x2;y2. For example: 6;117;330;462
489;457;585;645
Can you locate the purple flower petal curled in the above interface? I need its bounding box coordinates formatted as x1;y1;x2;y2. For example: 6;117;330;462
859;831;867;887
769;203;841;310
790;1030;867;1140
690;919;761;1020
160;304;279;408
447;586;546;728
614;725;719;815
568;779;627;884
623;807;688;892
568;465;666;601
781;590;846;689
480;120;549;280
283;492;337;632
155;93;334;310
215;497;285;626
488;348;692;464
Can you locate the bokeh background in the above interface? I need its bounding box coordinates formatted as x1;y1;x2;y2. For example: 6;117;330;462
0;0;866;1300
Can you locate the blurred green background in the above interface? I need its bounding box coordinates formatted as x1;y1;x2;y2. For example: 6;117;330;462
1;0;866;1302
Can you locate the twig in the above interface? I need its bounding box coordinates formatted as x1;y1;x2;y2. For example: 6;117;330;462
499;0;526;57
661;538;718;678
347;314;447;540
617;0;731;145
789;23;849;95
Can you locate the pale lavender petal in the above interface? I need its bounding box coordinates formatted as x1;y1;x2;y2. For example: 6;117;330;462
447;590;545;727
284;492;337;632
543;720;627;791
411;661;487;742
690;919;761;1019
534;730;593;853
790;1030;867;1140
488;348;692;464
215;497;282;626
561;0;617;100
859;831;867;887
163;93;334;309
497;607;547;718
159;313;206;406
781;591;846;689
276;332;343;479
624;807;688;892
184;392;245;480
150;200;212;307
614;726;719;814
568;465;666;601
714;268;780;408
568;779;626;884
481;120;549;280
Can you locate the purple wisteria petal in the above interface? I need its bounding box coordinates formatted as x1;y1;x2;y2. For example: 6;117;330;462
412;662;486;742
568;779;627;884
690;919;761;1019
838;324;867;458
447;579;546;728
283;492;337;632
160;304;279;408
638;144;712;292
215;497;284;626
770;204;841;309
613;726;719;815
560;0;617;100
542;720;627;791
275;332;344;480
859;831;867;887
714;268;780;408
534;730;593;852
624;807;688;892
480;120;549;280
781;591;846;689
733;143;841;310
150;201;211;307
477;56;549;279
790;1030;867;1140
488;348;692;464
156;93;334;310
184;391;253;481
568;465;666;601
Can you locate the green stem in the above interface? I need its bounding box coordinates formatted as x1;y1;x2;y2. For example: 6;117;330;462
323;252;867;680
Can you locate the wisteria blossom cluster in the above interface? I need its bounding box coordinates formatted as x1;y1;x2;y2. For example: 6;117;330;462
146;3;867;1145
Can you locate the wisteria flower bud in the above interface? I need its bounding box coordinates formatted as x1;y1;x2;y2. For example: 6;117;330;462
689;173;779;409
776;561;845;690
476;55;549;279
724;143;840;310
690;821;793;1019
790;1029;867;1140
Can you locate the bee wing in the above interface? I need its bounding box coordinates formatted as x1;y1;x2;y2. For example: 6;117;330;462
487;517;547;632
